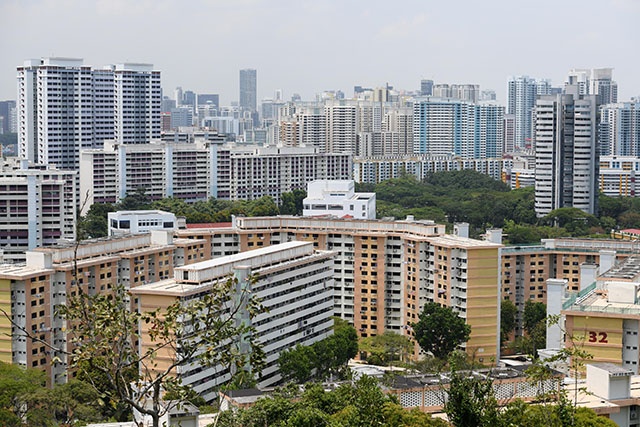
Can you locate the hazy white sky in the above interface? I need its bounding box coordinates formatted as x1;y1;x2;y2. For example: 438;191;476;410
1;0;638;105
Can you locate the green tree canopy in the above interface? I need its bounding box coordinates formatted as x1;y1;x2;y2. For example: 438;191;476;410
359;331;413;366
500;299;517;345
412;302;471;360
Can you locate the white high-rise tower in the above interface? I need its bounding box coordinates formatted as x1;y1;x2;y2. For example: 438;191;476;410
534;87;598;217
17;58;161;170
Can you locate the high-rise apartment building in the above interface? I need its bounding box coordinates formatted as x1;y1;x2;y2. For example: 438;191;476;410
413;99;504;159
0;158;77;263
566;68;617;105
113;63;161;144
132;241;335;400
534;88;598;217
239;69;257;113
0;231;207;384
598;102;640;156
177;215;502;362
17;58;160;170
507;76;553;149
326;103;358;154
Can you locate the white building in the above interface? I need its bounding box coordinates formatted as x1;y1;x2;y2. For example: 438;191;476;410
0;158;77;263
599;102;640;156
131;241;335;402
108;211;178;236
412;98;504;159
303;180;376;219
566;68;618;105
17;58;161;170
353;155;506;184
507;76;552;149
326;103;357;155
80;140;352;212
534;88;598;217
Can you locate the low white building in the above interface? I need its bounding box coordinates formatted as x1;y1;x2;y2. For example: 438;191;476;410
108;210;177;236
303;180;376;219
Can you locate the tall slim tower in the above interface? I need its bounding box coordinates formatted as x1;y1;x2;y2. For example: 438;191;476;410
534;87;598;217
17;58;93;169
507;76;552;149
239;69;257;113
599;102;640;156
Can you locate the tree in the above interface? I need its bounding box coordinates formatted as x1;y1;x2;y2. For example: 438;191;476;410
78;201;116;239
523;300;547;336
117;187;152;210
278;317;358;383
413;302;471;360
24;380;103;426
57;276;264;427
278;344;316;383
500;299;517;346
359;331;413;366
217;376;446;427
443;367;501;427
0;362;45;427
279;189;306;216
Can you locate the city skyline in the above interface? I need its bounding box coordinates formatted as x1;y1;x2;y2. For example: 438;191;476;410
1;0;637;106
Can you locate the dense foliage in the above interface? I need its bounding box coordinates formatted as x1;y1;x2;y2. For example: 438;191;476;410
0;363;104;427
278;318;358;383
358;170;640;242
359;331;414;366
79;189;305;239
216;376;449;427
412;303;471;360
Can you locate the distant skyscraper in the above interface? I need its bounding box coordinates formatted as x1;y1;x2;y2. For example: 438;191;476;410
566;68;617;106
413;99;504;159
599;102;640;156
503;114;515;153
420;79;434;96
197;94;219;108
239;69;257;112
182;90;196;110
507;76;552;149
534;88;598;217
17;58;160;170
325;103;357;154
0;101;15;134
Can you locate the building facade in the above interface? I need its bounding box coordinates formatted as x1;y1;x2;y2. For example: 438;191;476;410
79;140;352;211
131;241;335;401
302;180;376;219
239;69;257;113
17;58;161;170
599;102;640;157
0;231;207;384
507;76;552;149
176;215;502;362
534;89;598;217
413;98;504;159
353;155;506;184
0;158;76;263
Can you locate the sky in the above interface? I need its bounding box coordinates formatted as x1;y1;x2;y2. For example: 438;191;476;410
1;0;638;105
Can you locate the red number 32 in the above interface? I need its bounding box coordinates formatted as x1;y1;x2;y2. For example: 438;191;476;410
588;331;608;343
